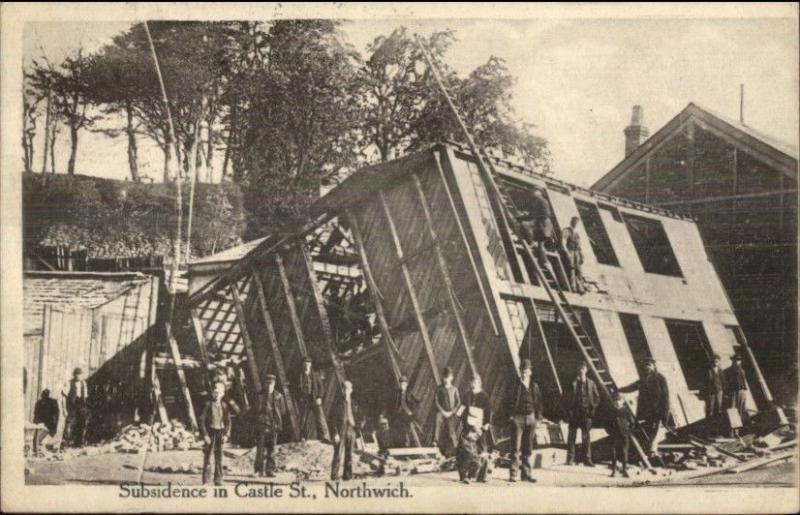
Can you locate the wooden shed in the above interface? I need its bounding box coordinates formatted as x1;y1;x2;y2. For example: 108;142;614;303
185;142;772;445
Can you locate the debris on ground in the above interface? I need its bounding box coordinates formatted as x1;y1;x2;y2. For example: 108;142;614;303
231;440;373;480
28;420;199;461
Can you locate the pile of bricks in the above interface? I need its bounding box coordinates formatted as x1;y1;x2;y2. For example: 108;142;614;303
110;421;198;453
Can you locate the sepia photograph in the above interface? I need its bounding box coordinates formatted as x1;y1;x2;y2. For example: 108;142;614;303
1;2;798;513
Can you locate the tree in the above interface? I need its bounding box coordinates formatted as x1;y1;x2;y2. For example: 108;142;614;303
22;74;42;173
232;20;364;230
49;49;101;175
356;27;455;162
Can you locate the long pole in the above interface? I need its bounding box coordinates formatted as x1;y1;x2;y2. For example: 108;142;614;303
144;21;183;301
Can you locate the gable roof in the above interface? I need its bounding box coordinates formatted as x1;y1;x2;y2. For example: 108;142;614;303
593;103;799;191
189;237;269;267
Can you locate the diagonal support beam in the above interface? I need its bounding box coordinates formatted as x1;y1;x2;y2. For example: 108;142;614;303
230;283;262;396
379;190;441;386
276;254;309;359
253;271;301;440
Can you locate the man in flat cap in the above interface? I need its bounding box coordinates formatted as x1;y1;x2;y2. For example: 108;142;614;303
620;357;670;453
702;354;725;421
725;354;749;437
331;380;365;481
296;356;330;442
565;361;599;466
255;374;287;477
61;367;89;448
434;367;461;457
388;375;420;447
507;359;542;482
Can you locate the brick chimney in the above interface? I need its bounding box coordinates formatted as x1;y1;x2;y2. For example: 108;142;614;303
624;105;649;157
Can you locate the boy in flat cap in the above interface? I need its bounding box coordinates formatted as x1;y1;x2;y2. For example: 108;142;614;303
388;375;419;448
702;354;725;420
725;354;748;437
255;374;287;477
200;381;239;485
434;367;461;457
296;356;330;442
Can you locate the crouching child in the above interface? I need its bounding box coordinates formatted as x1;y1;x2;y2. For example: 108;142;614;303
456;429;488;484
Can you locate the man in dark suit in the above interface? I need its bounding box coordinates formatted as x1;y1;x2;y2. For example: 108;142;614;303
61;367;89;448
725;354;749;437
565;361;600;466
255;375;287;477
296;357;330;442
33;389;59;453
518;189;554;266
331;380;364;481
200;381;240;485
507;359;542;483
388;375;419;448
434;367;461;457
702;354;725;419
620;357;670;453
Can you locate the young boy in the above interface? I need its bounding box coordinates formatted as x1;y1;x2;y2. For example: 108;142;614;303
199;381;239;485
456;429;488;484
608;392;636;478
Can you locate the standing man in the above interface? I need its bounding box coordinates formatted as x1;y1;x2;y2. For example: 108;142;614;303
255;375;286;478
608;393;636;478
702;354;725;420
519;189;553;266
33;389;59;453
507;359;542;483
331;380;364;481
434;367;461;457
725;354;748;438
620;358;670;453
296;357;331;442
388;376;419;448
565;361;599;466
561;216;586;293
199;381;239;486
61;367;89;448
458;374;493;483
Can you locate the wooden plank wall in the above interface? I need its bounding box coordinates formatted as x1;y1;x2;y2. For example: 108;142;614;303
348;152;516;443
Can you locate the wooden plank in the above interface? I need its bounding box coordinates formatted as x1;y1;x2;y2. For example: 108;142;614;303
379;190;441;386
276;253;309;358
253;271;301;441
412;172;477;376
299;244;346;387
189;309;212;390
150;353;169;423
527;299;563;395
229;282;263;396
165;323;199;431
345;209;402;384
433;151;500;335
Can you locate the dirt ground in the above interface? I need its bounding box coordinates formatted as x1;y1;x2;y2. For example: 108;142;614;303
25;447;797;488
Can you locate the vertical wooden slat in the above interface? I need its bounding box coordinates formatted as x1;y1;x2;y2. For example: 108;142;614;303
379;190;441;386
275;254;309;358
299;244;346;387
411;172;478;376
345;209;402;384
230;282;263;396
253;272;301;440
166;322;199;431
433;150;500;335
190;309;211;372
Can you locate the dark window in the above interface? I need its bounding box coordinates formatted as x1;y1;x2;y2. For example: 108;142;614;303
575;200;620;266
664;319;713;390
619;313;652;378
623;213;683;276
598;203;623;222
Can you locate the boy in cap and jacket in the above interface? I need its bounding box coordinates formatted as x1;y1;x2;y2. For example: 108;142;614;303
506;359;542;483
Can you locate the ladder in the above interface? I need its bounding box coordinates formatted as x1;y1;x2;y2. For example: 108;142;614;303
414;35;656;472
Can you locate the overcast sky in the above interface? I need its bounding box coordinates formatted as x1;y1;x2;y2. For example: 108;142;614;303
24;15;799;186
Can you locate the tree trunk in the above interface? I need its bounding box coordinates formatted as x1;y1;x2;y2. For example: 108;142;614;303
185;119;200;263
49;123;57;173
205;115;214;183
163;138;172;182
22;117;31;172
41;89;52;174
67;124;78;175
125;101;140;182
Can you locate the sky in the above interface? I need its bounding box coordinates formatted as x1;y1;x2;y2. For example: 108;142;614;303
23;15;799;186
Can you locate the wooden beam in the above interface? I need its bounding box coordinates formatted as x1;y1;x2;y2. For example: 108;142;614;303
229;282;263;395
379;190;441;386
150;355;169;424
299;244;346;387
165;323;199;432
527;299;562;395
253;271;301;441
411;172;477;376
190;309;211;373
276;253;309;358
345;209;403;384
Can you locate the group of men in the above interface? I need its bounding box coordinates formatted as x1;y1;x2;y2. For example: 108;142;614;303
701;353;751;437
518;189;586;294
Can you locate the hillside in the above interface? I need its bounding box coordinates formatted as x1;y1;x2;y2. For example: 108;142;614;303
23;173;247;259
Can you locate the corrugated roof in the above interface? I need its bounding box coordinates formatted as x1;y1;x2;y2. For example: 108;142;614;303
23;272;150;336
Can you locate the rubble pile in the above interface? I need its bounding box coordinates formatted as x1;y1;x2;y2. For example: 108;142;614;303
234;440;372;480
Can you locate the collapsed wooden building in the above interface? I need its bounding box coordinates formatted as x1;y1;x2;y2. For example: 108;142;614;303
184;142;776;447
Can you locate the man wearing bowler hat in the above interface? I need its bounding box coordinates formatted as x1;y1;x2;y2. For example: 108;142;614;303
725;353;749;437
506;359;542;482
255;374;286;477
61;367;89;448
